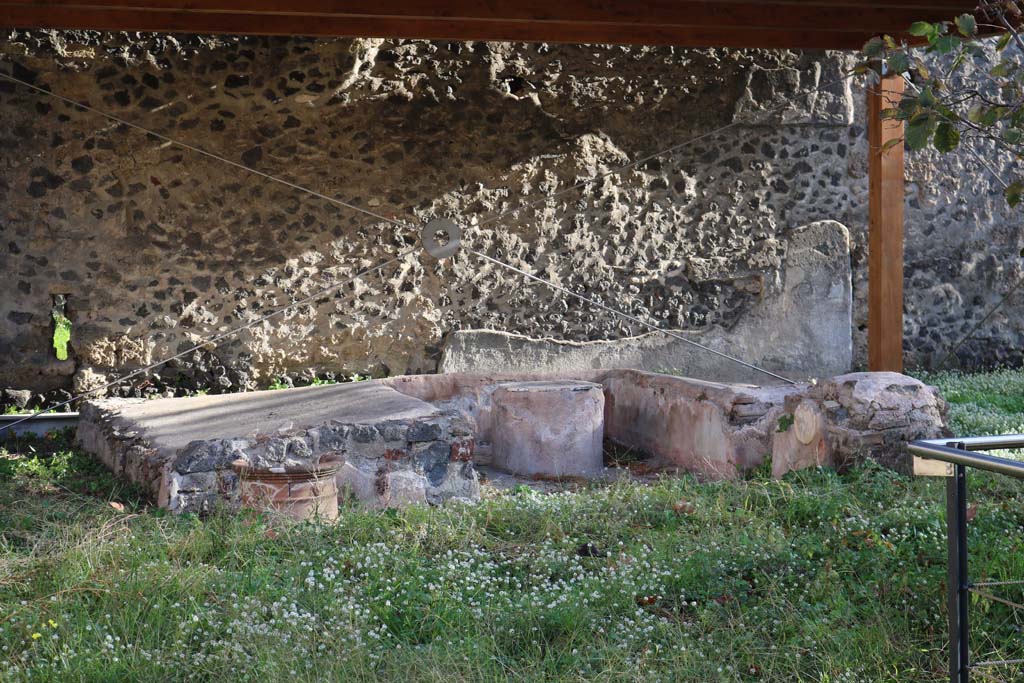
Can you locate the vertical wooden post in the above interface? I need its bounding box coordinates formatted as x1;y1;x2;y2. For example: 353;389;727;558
867;71;905;372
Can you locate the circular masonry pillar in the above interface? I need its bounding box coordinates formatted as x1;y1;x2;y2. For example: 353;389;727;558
491;380;605;477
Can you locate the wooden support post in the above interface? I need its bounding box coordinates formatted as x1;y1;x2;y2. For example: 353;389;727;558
867;71;905;373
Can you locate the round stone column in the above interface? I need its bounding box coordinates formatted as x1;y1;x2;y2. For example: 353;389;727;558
491;380;605;477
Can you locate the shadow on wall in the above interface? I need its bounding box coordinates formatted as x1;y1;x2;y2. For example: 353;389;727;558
0;32;859;400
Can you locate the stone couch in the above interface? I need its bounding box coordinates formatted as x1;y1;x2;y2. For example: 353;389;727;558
77;369;948;514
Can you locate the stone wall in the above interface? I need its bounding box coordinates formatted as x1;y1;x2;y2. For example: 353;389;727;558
0;30;1019;402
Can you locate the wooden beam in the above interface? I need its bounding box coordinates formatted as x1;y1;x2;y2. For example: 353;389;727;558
0;1;968;34
867;71;905;373
0;7;871;48
0;0;985;49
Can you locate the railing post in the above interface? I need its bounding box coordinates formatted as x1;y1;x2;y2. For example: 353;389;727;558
947;457;970;683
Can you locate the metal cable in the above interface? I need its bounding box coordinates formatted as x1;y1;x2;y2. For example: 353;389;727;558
0;67;411;232
973;658;1024;670
969;587;1024;612
475;70;857;229
0;249;416;436
974;580;1024;587
467;247;797;385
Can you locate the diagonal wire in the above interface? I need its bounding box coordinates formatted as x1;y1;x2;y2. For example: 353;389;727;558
474;70;857;230
973;658;1024;670
0;66;411;232
467;247;797;385
969;587;1024;612
974;580;1024;587
936;270;1024;369
0;248;417;436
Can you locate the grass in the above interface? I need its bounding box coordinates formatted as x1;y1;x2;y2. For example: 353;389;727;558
919;368;1024;438
0;370;1022;682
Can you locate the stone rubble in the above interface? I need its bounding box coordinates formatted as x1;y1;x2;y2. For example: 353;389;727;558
778;371;952;474
76;383;480;513
75;369;949;515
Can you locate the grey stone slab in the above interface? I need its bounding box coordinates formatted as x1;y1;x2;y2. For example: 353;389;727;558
77;381;484;512
99;382;440;457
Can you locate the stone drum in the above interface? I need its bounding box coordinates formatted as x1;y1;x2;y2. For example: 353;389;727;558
491;380;605;477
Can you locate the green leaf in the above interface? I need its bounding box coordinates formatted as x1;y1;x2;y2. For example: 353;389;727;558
996;32;1013;51
908;21;934;37
933;121;960;152
887;52;911;74
905;117;932;150
1006;181;1024;207
955;14;977;37
932;35;961;54
981;106;1007;127
1004;128;1023;145
991;60;1016;78
967;103;986;124
917;86;936;108
863;36;886;58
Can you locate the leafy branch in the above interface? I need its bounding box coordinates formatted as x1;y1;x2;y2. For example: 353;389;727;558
861;2;1024;206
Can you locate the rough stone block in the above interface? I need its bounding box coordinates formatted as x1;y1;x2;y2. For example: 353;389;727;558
382;470;428;507
601;370;795;478
771;400;831;478
807;372;950;472
337;461;379;506
491;380;605;477
430;462;481;504
76;381;482;511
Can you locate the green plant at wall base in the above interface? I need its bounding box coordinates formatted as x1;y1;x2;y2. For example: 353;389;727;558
51;311;71;361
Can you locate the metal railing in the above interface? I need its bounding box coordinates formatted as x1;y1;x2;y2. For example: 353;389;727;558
908;435;1024;683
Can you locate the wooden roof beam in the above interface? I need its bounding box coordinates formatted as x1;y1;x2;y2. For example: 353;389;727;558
0;0;984;49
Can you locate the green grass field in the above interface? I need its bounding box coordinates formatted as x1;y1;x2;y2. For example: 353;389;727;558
1;370;1023;682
